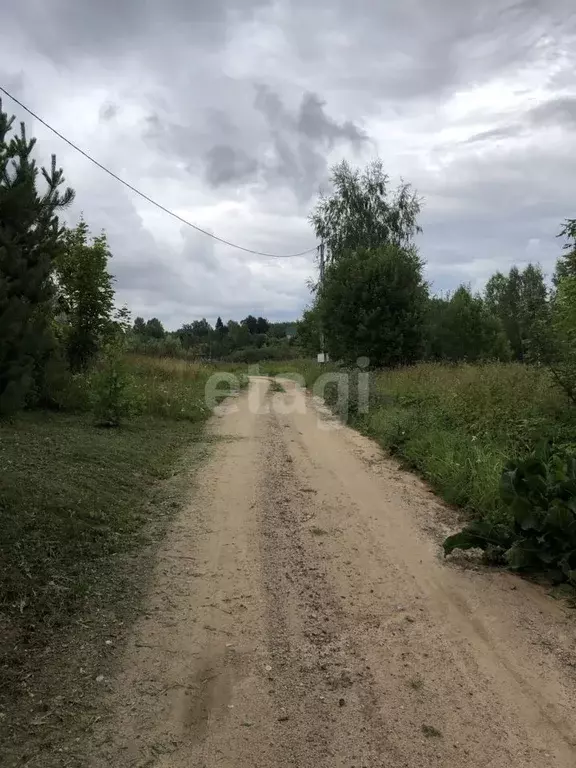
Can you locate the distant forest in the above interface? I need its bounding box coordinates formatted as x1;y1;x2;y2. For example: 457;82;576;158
129;315;300;363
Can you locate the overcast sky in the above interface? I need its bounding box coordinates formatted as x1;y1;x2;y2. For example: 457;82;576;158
2;1;575;327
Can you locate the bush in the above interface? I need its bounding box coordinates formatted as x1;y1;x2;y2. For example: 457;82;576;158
225;344;300;363
91;347;139;427
317;244;428;366
444;444;576;582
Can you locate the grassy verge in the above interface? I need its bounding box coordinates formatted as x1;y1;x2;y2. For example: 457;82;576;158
271;359;576;524
363;363;575;521
0;355;245;766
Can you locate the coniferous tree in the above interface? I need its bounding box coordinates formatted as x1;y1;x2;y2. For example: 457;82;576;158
0;100;74;413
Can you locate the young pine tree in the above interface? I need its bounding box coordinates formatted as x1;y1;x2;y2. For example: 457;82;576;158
0;100;74;414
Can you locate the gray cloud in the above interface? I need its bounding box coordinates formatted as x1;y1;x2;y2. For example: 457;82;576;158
8;0;269;64
251;86;368;200
204;145;258;187
464;125;524;144
463;95;576;145
297;92;366;144
2;0;575;326
99;102;118;122
147;85;368;200
529;97;576;128
224;86;367;197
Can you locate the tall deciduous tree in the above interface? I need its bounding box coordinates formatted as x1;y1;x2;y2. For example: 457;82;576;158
144;317;165;339
520;264;550;359
316;244;428;366
241;314;259;334
296;306;322;355
484;264;548;361
0;101;74;413
177;318;212;352
426;286;510;362
310;159;421;263
485;267;523;360
56;220;115;371
133;316;146;335
540;221;576;403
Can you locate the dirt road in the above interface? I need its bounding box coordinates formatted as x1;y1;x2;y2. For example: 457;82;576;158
92;377;576;767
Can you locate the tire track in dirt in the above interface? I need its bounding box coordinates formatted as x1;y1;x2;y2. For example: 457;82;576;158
85;377;576;768
257;404;398;767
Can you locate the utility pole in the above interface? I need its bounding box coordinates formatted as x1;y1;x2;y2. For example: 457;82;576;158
318;243;327;363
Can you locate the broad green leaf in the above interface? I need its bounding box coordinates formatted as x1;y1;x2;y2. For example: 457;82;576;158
511;497;542;531
545;504;576;531
499;469;517;504
521;458;547;478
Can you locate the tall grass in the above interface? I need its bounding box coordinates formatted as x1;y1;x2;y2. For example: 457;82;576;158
284;360;576;522
128;355;214;421
371;364;575;520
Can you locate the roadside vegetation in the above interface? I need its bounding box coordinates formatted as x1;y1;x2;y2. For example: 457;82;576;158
290;159;576;586
129;312;301;363
3;86;576;760
0;354;246;762
0;101;249;763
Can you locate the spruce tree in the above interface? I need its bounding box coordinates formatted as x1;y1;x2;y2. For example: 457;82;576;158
0;99;74;413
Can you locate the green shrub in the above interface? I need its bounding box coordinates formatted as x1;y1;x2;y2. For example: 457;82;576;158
445;444;576;582
225;344;299;363
91;348;139;427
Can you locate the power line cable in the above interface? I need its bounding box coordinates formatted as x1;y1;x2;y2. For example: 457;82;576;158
0;86;319;259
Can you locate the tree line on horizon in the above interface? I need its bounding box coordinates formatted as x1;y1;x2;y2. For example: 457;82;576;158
2;98;576;417
129;314;300;363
